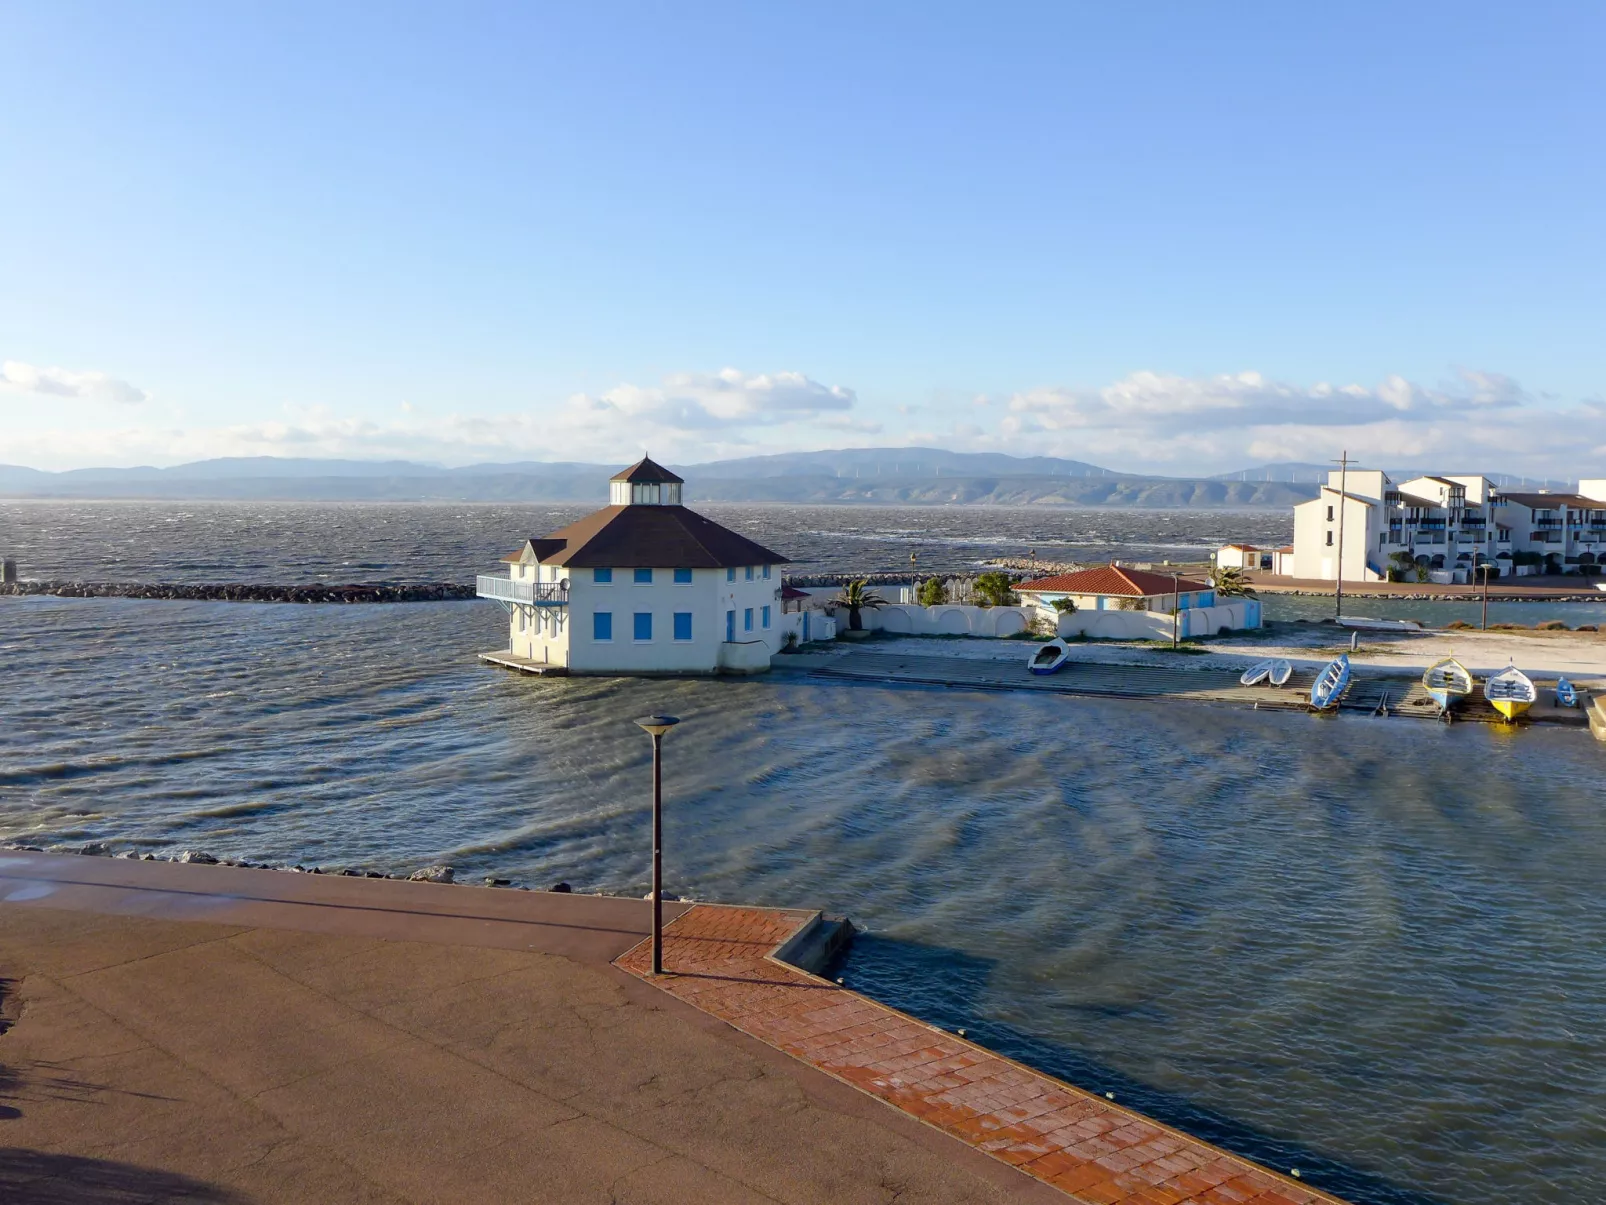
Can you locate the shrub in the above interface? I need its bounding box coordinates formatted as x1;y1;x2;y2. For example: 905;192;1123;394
973;571;1018;608
1577;624;1599;632
916;577;948;607
1444;619;1475;630
1049;596;1077;613
1537;619;1569;630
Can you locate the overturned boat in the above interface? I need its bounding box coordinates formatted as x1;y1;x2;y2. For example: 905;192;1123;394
1241;658;1294;687
1555;677;1579;708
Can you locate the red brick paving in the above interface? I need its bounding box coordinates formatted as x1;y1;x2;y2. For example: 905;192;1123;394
618;905;1348;1205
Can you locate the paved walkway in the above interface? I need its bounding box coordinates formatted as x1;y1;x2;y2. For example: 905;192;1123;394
0;852;1062;1204
619;906;1348;1205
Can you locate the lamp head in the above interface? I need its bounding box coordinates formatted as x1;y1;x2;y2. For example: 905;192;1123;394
634;715;681;738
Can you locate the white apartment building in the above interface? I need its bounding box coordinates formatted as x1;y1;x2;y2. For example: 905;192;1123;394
476;457;792;674
1288;469;1606;582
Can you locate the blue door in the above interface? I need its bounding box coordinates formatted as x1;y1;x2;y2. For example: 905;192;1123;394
725;609;735;642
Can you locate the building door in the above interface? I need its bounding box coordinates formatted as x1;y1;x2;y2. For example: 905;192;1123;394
725;609;735;642
803;611;810;641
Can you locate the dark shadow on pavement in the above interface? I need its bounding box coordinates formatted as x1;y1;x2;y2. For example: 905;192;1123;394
0;1149;249;1204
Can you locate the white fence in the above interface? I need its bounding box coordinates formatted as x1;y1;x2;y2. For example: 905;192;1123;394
828;598;1260;641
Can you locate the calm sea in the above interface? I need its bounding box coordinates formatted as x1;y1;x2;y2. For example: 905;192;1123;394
4;501;1603;1205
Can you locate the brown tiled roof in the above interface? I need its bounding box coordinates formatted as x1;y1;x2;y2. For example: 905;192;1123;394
1017;565;1211;597
780;584;810;600
530;505;788;569
609;456;684;484
1500;492;1597;509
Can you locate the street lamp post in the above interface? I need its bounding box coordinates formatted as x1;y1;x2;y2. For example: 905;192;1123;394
634;714;680;974
1479;563;1491;631
1172;573;1180;651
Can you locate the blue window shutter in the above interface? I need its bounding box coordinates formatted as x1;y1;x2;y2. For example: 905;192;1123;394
593;612;612;641
593;567;612;583
761;605;771;628
744;608;753;631
634;567;652;584
673;612;692;640
674;568;692;583
633;612;652;641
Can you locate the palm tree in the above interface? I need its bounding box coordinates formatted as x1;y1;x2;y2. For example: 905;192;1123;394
832;579;886;630
1209;565;1257;597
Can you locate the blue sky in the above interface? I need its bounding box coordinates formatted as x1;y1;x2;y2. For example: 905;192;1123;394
3;2;1602;474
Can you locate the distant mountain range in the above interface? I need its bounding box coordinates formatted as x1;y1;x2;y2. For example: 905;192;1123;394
0;449;1569;507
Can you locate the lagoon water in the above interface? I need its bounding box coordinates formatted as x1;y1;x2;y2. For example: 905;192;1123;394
4;502;1605;1205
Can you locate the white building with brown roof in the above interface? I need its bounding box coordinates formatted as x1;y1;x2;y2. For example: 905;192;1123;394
1016;564;1261;638
476;457;793;675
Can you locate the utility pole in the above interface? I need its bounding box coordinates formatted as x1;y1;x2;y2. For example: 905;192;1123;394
1480;563;1491;631
1333;450;1351;619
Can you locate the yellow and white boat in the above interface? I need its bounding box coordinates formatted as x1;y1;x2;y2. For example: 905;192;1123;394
1422;656;1473;716
1484;663;1536;722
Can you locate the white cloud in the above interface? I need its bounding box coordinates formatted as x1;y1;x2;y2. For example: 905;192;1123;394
2;361;1596;480
1;368;872;470
967;367;1586;475
0;359;148;405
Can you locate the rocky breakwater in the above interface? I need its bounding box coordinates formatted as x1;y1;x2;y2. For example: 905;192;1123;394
0;580;476;603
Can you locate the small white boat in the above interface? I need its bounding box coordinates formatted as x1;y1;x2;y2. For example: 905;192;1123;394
1555;677;1578;708
1028;638;1071;676
1422;656;1473;716
1269;659;1292;686
1337;616;1422;632
1310;654;1350;711
1240;659;1274;686
1484;663;1536;722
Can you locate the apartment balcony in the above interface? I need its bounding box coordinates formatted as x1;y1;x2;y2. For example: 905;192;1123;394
476;575;570;606
1534;518;1563;530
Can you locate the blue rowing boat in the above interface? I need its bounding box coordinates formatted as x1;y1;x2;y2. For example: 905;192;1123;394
1556;677;1578;708
1310;653;1350;711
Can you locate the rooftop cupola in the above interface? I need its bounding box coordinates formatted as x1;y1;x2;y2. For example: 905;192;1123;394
609;456;684;506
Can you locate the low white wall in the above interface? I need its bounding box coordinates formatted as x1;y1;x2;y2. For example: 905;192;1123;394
717;639;773;674
1055;598;1260;640
867;604;1032;637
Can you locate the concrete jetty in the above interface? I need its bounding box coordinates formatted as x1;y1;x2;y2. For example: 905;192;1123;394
782;649;1594;728
0;851;1351;1204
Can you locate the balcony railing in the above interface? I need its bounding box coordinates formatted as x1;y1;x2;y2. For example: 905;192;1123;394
476;575;570;606
1534;518;1562;529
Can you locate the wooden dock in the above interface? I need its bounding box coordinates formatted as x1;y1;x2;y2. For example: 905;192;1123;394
785;650;1594;728
478;648;570;676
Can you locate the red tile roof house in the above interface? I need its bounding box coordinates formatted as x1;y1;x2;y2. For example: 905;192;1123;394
1016;565;1262;640
1017;565;1216;612
476;457;795;674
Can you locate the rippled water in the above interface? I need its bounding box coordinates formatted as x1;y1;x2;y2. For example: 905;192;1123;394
5;501;1604;1203
0;499;1292;580
4;595;1604;1204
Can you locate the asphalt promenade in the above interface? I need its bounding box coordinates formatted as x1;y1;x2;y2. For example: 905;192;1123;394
0;852;1061;1205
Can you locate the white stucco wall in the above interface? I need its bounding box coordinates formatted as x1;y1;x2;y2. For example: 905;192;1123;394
503;563;787;674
